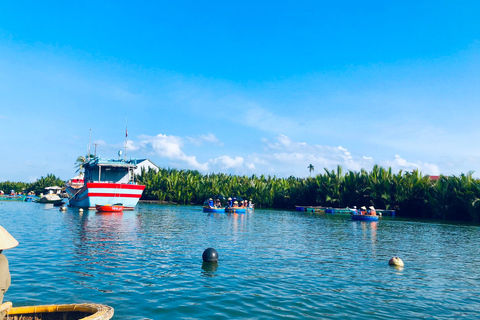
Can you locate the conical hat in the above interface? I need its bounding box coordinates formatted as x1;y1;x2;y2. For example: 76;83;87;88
0;226;18;250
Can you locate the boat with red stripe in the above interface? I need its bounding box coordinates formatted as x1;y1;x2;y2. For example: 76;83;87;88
66;157;145;210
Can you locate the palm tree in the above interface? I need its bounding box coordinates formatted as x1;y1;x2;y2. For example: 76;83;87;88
74;154;95;173
307;164;314;177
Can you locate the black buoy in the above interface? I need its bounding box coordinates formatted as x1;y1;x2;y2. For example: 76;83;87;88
202;248;218;262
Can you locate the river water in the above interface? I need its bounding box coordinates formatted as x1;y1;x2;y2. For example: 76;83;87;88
0;201;479;319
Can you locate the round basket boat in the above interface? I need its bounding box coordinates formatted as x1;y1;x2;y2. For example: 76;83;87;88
351;214;379;222
3;302;114;320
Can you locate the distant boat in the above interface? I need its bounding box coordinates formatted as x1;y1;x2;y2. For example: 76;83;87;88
351;214;379;221
25;195;39;202
202;197;225;213
66;157;145;210
0;195;26;201
36;194;63;204
96;203;124;212
295;205;326;213
2;302;114;319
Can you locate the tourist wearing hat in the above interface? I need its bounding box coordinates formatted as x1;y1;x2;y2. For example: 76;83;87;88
368;206;377;216
360;206;367;215
0;226;18;319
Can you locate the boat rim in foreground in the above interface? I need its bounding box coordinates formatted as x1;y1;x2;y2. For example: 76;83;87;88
4;302;114;320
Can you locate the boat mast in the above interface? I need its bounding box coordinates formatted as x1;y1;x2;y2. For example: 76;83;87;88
124;117;128;162
88;129;92;161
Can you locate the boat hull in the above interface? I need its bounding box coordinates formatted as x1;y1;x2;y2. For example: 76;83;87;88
352;214;379;221
6;303;114;320
225;207;246;213
67;182;145;210
203;206;225;213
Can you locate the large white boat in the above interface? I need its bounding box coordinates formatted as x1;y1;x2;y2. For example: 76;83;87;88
66;157;145;210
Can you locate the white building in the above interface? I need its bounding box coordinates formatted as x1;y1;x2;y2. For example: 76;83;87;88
134;159;160;176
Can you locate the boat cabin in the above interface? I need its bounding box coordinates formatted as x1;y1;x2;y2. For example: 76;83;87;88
83;158;139;184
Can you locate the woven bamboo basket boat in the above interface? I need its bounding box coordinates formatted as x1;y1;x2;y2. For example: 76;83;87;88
0;302;114;320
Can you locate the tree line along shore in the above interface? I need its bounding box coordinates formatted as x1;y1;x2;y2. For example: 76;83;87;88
2;165;480;223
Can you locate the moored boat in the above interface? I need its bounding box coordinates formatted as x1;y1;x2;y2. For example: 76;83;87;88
0;195;26;201
96;203;124;212
66;157;145;211
3;302;114;320
294;205;326;213
36;194;63;204
202;197;225;213
351;214;379;221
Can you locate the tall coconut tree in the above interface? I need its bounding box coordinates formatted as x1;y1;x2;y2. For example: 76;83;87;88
307;164;315;177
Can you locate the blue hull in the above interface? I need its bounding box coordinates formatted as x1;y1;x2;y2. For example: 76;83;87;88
352;215;379;221
225;207;246;214
203;206;225;213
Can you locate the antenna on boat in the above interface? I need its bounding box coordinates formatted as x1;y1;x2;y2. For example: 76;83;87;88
124;117;128;162
88;129;92;161
93;143;99;157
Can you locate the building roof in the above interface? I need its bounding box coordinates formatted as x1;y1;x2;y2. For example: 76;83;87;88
135;158;160;169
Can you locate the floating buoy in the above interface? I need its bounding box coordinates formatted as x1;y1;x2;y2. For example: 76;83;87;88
389;256;404;267
79;208;83;213
202;248;218;262
60;206;67;211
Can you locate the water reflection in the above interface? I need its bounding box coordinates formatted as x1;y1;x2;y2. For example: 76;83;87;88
351;220;378;254
201;261;218;277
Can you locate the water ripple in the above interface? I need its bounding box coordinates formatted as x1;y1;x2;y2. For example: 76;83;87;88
1;202;480;318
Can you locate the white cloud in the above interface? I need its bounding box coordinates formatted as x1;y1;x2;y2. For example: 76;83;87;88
138;134;209;171
119;133;444;178
126;139;139;151
186;133;223;146
210;156;244;170
381;154;440;175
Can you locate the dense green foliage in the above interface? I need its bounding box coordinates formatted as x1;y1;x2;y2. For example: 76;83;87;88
0;181;29;194
0;174;64;195
137;165;480;222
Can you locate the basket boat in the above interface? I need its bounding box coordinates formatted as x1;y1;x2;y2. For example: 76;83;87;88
202;206;225;213
2;302;114;320
351;214;379;221
225;207;246;214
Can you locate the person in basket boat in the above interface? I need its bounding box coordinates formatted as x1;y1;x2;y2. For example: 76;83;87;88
0;226;18;319
360;206;367;215
368;206;377;216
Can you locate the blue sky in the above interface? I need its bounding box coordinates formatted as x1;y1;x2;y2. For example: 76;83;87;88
1;1;480;182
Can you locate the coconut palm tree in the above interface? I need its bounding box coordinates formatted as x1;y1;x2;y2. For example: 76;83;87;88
74;154;96;173
307;164;314;177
